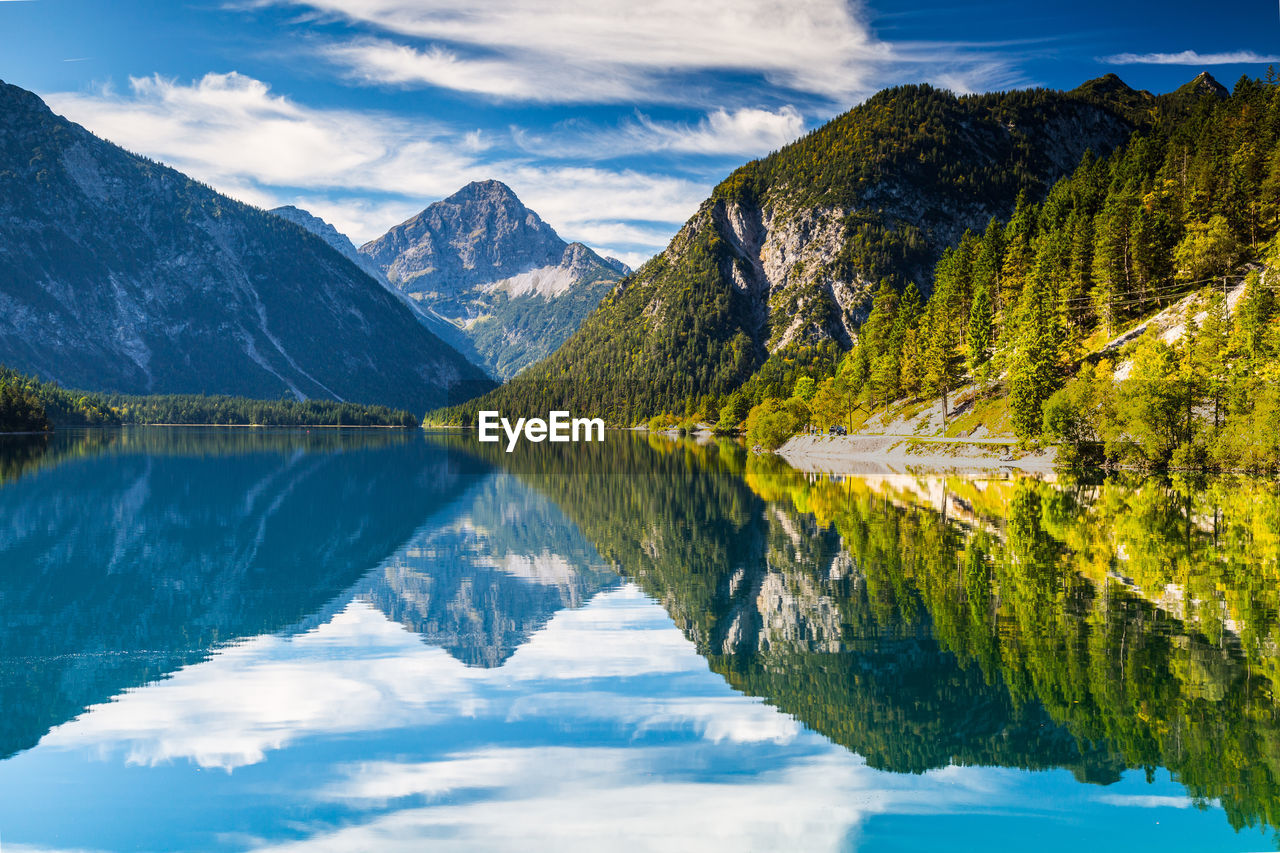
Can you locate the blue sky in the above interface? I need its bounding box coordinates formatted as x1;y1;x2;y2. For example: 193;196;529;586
1;0;1276;266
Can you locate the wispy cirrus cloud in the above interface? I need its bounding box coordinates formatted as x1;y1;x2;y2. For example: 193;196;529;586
250;0;891;105
1101;49;1280;65
512;106;806;161
323;38;669;104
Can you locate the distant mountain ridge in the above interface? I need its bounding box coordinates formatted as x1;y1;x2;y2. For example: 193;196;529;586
269;204;486;369
360;180;628;379
0;80;492;412
270;204;390;285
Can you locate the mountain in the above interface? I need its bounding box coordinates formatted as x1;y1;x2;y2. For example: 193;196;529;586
442;83;1137;423
1069;73;1157;121
0;80;493;412
1172;70;1230;100
270;204;390;285
357;471;618;667
269;204;486;369
360;180;629;379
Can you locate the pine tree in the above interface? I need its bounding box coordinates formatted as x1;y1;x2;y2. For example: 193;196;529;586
1193;290;1231;427
967;282;993;378
1234;269;1275;360
1091;194;1136;337
999;195;1036;342
922;303;963;421
1065;208;1094;322
1032;225;1076;358
1008;275;1061;439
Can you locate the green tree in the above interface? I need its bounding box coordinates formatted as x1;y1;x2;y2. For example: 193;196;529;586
1103;336;1197;467
921;304;964;422
1008;276;1061;440
966;282;994;379
1091;194;1136;337
745;398;799;450
1174;215;1241;283
715;391;750;432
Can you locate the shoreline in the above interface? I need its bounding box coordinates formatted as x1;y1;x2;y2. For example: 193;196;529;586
776;433;1057;477
71;423;415;429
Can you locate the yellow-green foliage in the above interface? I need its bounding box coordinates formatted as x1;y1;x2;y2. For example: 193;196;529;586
744;398;798;450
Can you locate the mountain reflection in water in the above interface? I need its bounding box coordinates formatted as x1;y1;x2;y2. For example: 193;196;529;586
0;429;1274;851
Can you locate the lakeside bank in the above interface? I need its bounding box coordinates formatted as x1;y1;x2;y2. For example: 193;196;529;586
777;433;1057;476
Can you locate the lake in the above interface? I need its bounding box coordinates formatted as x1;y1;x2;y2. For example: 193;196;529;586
0;428;1276;851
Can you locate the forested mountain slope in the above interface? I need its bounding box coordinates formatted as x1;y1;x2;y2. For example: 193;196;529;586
439;82;1138;423
791;71;1280;471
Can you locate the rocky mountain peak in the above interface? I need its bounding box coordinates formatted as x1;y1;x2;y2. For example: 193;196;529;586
271;205;347;251
560;241;630;277
1176;71;1229;99
447;178;524;206
1075;73;1136;95
0;78;52;119
357;181;627;380
270;204;390;284
1069;73;1156;121
359;179;567;290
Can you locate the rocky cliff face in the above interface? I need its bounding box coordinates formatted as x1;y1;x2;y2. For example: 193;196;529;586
667;91;1136;355
360;180;627;380
0;80;492;411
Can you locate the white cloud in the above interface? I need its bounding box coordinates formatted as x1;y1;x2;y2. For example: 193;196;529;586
1102;50;1280;66
260;0;1035;108
925;60;1034;96
513;106;805;160
272;749;896;853
37;586;716;770
500;166;705;248
589;248;652;271
17;579;1232;851
324;38;659;103
43;72;702;252
263;0;890;105
1094;794;1204;809
668;106;806;154
46;73;478;219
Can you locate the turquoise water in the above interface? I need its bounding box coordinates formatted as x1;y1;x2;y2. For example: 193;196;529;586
0;429;1274;851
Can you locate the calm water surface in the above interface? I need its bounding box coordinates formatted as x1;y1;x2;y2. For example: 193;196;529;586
0;428;1277;851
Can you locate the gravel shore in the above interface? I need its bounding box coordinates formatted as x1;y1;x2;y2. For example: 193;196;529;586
777;433;1057;476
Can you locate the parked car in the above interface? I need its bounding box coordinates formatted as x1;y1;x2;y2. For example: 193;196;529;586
828;425;847;436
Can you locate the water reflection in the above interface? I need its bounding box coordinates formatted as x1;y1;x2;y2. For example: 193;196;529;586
0;430;1275;850
0;428;484;761
356;472;619;666
446;434;1280;842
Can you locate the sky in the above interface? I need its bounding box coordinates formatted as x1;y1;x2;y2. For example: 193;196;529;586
0;0;1277;268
